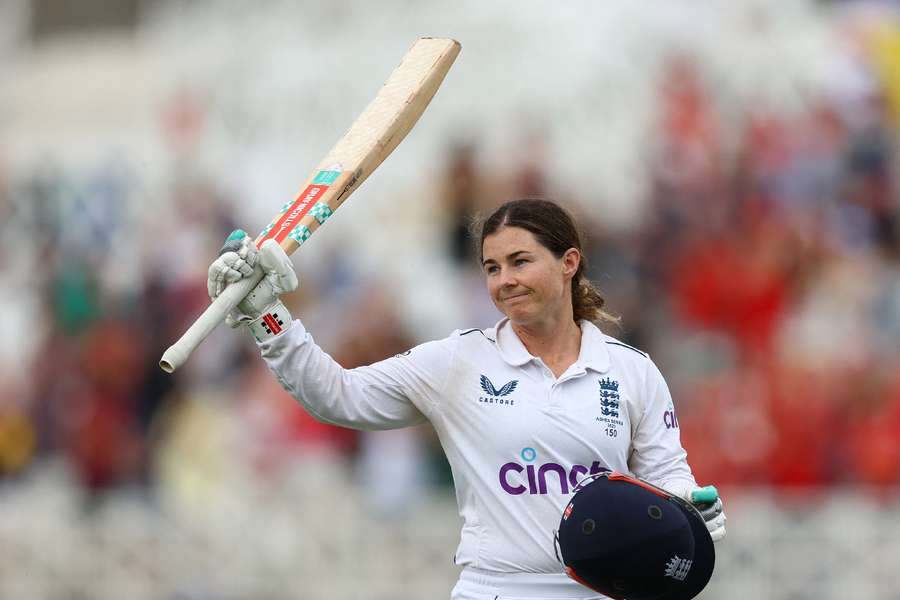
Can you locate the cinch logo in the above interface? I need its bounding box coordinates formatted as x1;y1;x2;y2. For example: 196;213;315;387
479;375;518;406
664;402;679;429
499;447;607;495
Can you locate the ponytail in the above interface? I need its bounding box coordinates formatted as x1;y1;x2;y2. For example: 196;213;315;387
572;276;619;327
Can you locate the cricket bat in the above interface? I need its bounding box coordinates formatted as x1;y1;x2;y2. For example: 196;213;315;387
160;37;461;373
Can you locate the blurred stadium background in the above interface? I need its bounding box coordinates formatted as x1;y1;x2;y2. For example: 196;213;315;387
2;0;900;598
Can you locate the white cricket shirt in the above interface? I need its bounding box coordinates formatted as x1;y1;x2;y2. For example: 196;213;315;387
258;317;697;574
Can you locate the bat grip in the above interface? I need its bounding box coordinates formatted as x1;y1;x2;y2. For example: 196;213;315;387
159;268;264;373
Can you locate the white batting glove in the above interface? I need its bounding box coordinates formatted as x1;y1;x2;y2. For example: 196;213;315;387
207;230;299;337
688;485;726;542
208;229;259;301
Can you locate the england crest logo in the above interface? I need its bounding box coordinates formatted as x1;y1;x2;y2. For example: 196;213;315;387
599;377;620;418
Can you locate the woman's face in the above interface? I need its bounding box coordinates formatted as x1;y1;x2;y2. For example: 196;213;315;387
481;226;579;327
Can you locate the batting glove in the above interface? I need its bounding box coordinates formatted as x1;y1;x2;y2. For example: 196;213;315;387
688;485;726;542
208;230;299;338
208;229;259;301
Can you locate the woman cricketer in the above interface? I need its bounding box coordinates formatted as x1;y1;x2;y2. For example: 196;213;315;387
207;198;726;599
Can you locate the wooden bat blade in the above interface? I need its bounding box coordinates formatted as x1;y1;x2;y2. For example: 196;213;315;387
159;37;460;373
255;37;460;254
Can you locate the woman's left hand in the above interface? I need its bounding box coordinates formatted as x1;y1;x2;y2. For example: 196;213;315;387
688;485;726;542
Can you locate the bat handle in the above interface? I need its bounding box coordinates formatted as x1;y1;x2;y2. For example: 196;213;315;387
159;268;265;373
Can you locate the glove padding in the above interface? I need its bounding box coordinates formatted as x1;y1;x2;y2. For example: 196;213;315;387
688;485;726;543
208;230;259;300
207;230;299;327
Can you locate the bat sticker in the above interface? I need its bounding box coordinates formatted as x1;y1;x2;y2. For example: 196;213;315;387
288;225;312;245
313;169;341;184
261;184;330;244
310;202;333;225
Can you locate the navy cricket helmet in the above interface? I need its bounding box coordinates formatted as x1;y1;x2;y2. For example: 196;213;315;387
555;472;715;600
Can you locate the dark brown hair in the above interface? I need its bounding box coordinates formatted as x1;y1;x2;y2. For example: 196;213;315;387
476;198;619;327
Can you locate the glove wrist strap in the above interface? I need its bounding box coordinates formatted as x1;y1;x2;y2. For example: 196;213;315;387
247;300;292;342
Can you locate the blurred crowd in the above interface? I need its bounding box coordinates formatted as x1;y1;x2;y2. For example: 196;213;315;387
1;4;900;521
637;43;900;490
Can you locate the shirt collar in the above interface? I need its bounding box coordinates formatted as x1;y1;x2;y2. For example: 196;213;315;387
494;318;611;373
495;318;533;367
